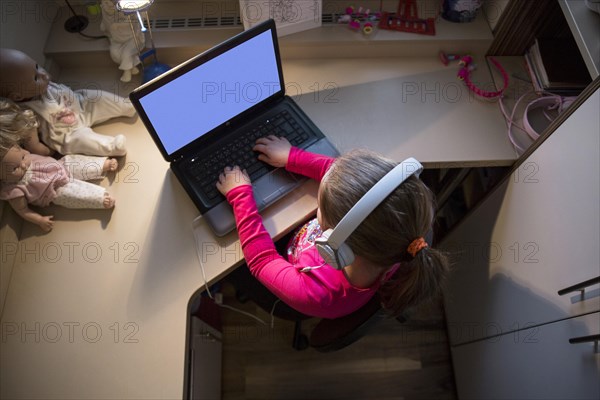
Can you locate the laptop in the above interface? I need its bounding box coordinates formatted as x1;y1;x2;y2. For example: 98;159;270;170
130;19;339;237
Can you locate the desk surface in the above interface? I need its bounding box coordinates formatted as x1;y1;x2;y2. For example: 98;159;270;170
0;57;517;399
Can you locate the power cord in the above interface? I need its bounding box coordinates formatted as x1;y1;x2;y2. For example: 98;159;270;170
192;215;270;326
499;90;576;154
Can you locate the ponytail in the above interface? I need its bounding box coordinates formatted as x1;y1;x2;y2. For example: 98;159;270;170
378;246;450;318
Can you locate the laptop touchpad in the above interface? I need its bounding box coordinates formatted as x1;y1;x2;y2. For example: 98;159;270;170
253;169;300;209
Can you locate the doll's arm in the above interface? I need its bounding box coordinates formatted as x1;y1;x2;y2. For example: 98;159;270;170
8;197;54;232
22;127;53;156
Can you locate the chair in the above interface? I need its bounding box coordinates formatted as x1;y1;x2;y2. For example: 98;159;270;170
293;293;409;352
226;260;412;352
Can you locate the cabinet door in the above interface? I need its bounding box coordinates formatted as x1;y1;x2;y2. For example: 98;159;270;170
451;312;600;400
189;318;222;400
441;90;600;346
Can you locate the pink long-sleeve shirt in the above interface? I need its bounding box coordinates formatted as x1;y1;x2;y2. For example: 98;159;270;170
226;147;394;319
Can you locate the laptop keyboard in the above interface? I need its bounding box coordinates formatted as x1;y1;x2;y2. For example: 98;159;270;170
186;109;315;205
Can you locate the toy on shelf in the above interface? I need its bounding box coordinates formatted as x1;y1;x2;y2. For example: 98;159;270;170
338;6;381;35
439;51;462;66
0;99;117;233
379;0;436;36
100;0;145;83
457;55;509;99
0;48;135;157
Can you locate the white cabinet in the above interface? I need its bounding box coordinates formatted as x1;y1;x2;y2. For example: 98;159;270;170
187;316;222;400
451;312;599;400
441;88;599;397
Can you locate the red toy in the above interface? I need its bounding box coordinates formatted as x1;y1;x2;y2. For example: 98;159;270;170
439;51;462;66
378;0;436;36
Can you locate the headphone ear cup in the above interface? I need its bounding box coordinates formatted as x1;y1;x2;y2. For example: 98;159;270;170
334;243;355;270
316;241;338;269
316;229;340;270
315;229;354;270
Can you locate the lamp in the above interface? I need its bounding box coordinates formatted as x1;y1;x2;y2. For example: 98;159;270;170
115;0;170;82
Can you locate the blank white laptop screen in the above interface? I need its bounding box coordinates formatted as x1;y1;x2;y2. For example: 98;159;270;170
138;30;282;155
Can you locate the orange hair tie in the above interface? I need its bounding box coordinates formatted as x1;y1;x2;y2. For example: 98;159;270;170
407;237;428;258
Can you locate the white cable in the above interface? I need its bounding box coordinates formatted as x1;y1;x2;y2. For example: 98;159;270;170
218;304;267;325
192;216;268;326
192;218;214;300
269;299;282;328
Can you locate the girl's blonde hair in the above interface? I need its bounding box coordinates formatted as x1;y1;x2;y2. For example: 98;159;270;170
319;149;450;317
0;97;39;157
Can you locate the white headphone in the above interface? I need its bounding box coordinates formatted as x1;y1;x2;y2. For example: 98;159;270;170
314;157;423;270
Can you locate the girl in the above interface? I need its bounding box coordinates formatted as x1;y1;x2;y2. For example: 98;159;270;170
216;136;449;319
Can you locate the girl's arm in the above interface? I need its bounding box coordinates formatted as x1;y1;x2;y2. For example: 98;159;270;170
225;184;343;318
285;146;335;182
8;197;54;232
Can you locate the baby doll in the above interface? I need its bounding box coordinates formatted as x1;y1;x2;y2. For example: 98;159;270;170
0;100;118;232
100;0;145;83
0;48;135;157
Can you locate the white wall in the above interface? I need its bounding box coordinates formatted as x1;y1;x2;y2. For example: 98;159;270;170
0;0;59;65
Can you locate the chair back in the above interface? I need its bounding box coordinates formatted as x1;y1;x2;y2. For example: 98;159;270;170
308;293;387;352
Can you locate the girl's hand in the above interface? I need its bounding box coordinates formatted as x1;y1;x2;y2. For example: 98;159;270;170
253;135;291;168
216;166;251;196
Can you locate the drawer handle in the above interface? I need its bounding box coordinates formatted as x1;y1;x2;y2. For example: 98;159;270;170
557;276;600;296
569;334;600;353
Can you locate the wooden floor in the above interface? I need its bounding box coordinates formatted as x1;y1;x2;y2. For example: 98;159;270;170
219;282;457;400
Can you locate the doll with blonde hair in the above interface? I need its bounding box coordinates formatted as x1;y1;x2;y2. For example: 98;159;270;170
0;97;53;156
0;98;118;232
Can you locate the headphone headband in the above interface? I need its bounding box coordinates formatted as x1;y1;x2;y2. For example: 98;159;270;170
326;157;423;250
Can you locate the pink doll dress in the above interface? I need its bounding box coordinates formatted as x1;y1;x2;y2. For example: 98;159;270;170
0;154;69;207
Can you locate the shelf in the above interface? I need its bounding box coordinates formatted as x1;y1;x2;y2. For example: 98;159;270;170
45;1;494;68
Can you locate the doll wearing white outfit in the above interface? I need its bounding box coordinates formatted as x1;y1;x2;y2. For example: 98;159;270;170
0;48;134;157
100;0;145;82
0;98;117;232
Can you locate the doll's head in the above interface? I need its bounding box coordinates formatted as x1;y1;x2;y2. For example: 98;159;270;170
0;144;31;183
0;97;39;156
0;48;50;101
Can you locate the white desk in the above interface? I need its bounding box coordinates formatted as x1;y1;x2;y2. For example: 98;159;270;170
0;57;517;399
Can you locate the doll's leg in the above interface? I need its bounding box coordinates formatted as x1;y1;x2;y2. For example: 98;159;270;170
119;41;142;82
76;89;136;126
61;154;118;181
62;127;126;156
53;180;115;209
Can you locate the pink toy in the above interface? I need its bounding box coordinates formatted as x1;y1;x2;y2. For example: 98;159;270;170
439;51;462;66
339;5;380;35
457;55;509;99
